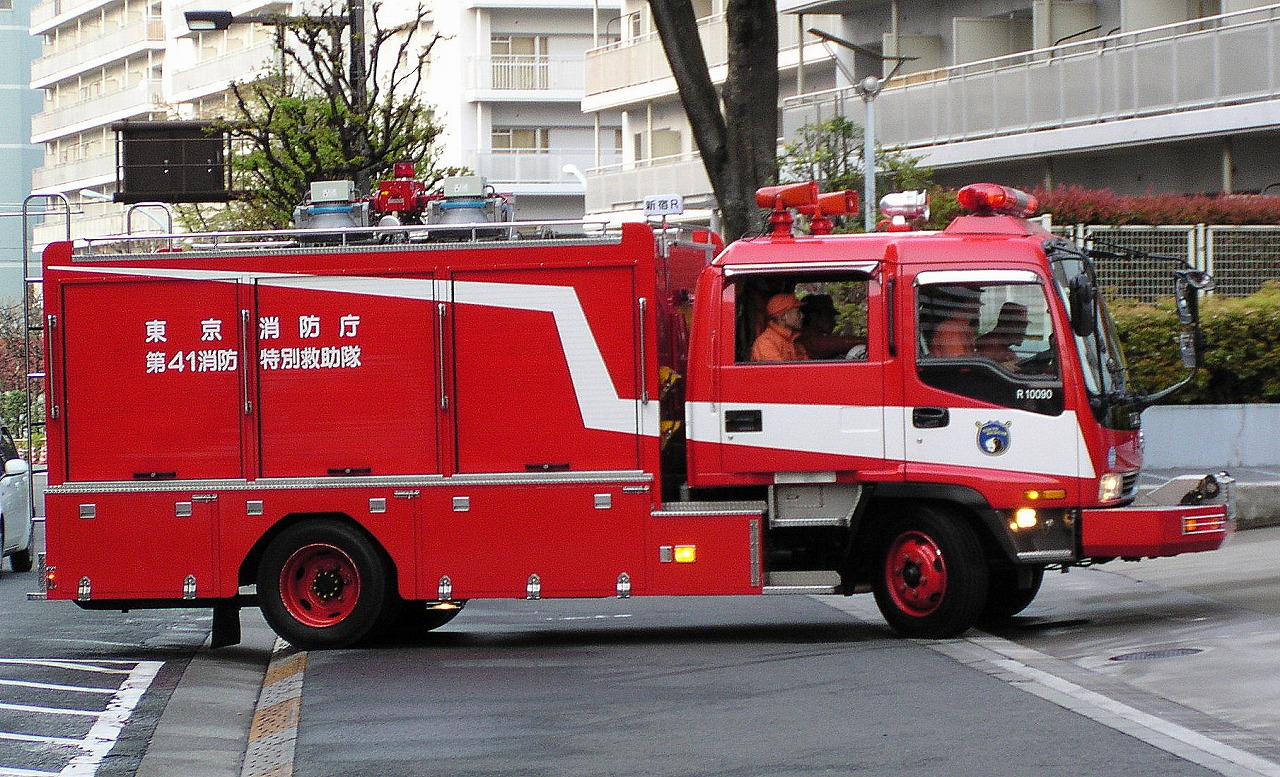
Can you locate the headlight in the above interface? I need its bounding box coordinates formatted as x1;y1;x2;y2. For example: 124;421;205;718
1098;472;1124;502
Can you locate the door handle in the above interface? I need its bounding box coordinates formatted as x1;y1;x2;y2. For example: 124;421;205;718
912;407;950;429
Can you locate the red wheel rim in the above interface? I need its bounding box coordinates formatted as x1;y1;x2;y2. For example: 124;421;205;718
884;530;947;617
278;543;362;628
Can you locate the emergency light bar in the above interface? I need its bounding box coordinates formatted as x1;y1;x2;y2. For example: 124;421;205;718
957;183;1038;218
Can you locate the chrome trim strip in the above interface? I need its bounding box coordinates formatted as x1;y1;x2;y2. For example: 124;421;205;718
1016;550;1076;562
762;585;839;595
723;260;879;276
48;470;653;495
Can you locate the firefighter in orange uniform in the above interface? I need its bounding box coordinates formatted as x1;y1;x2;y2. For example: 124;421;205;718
751;293;810;362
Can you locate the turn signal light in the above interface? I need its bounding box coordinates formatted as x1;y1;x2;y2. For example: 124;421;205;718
1024;489;1066;501
957;183;1038;217
1183;514;1226;534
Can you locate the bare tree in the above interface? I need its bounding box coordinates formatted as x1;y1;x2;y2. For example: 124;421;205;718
208;1;461;228
648;0;778;241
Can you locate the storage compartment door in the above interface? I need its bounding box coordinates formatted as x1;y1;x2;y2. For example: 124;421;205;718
60;279;244;482
450;268;641;473
255;276;440;477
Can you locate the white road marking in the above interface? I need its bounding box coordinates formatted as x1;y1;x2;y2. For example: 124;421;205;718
817;595;1280;777
0;659;163;777
0;680;114;694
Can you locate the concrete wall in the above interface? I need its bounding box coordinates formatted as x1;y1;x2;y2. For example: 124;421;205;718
1142;404;1280;469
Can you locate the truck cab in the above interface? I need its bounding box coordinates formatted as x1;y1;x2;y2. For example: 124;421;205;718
678;183;1229;637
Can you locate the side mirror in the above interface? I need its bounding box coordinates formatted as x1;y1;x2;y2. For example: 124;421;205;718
1179;329;1207;370
1174;271;1204;326
1068;276;1097;337
4;458;29;476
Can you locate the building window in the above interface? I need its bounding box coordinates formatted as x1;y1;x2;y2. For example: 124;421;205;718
492;128;549;152
490;35;549;89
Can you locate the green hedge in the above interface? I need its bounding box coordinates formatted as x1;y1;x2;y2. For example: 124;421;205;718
1111;282;1280;404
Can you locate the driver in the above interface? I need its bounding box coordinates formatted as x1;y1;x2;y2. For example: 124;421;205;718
976;302;1028;365
751;293;809;362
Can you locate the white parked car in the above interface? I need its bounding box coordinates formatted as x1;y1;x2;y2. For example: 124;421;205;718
1;427;33;574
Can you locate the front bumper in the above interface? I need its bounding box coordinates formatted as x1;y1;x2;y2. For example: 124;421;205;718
1080;472;1235;559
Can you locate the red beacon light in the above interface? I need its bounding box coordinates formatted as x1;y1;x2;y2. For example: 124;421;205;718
755;182;818;238
956;183;1038;217
797;190;858;235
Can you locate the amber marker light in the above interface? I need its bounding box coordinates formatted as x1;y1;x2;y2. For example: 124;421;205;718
1024;489;1067;501
673;545;697;563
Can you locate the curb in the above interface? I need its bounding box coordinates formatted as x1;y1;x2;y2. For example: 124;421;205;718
240;639;307;777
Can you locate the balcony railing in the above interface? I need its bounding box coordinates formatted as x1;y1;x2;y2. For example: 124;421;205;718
467;55;586;93
32;80;164;140
31;0;114;32
782;4;1280;153
31;150;114;191
585;153;711;213
585;13;827;97
171;40;278;96
31;18;165;86
471;148;621;186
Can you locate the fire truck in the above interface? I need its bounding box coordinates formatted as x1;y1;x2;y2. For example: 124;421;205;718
32;178;1232;649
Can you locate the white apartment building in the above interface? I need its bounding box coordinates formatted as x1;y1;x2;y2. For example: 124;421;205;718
582;0;1280;217
27;0;618;247
425;1;621;220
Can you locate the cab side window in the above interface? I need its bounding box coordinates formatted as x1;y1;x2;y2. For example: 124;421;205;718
734;274;870;363
917;280;1063;414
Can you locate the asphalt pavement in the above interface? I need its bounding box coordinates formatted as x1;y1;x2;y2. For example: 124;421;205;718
123;466;1280;777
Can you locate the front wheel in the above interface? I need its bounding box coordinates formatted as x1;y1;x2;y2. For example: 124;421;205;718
981;565;1044;624
872;506;989;639
258;520;393;650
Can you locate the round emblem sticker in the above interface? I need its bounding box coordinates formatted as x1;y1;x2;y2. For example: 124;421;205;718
976;421;1011;456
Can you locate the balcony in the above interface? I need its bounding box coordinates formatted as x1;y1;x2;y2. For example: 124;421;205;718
32;80;165;142
466;55;586;99
782;4;1280;165
585;13;825;104
171;40;278;99
31;150;115;191
585;153;711;213
31;0;114;33
471;148;621;192
31;18;165;87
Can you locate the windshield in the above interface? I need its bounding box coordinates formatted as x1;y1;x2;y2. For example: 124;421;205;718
1047;241;1139;429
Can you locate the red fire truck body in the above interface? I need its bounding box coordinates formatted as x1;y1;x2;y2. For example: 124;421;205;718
36;189;1231;649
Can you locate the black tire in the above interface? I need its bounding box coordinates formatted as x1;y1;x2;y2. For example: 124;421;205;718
257;520;393;650
383;599;466;641
872;505;989;639
981;565;1044;624
10;519;33;573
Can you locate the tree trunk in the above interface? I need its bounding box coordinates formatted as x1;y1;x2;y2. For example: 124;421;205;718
648;0;778;241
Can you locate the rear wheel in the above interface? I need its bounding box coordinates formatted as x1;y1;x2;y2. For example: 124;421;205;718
981;565;1044;624
258;520;392;650
872;506;989;639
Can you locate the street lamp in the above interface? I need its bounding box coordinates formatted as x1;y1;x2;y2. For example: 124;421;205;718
807;28;916;231
185;4;368;187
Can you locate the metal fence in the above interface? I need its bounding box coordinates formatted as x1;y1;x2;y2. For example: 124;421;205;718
1050;224;1280;302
